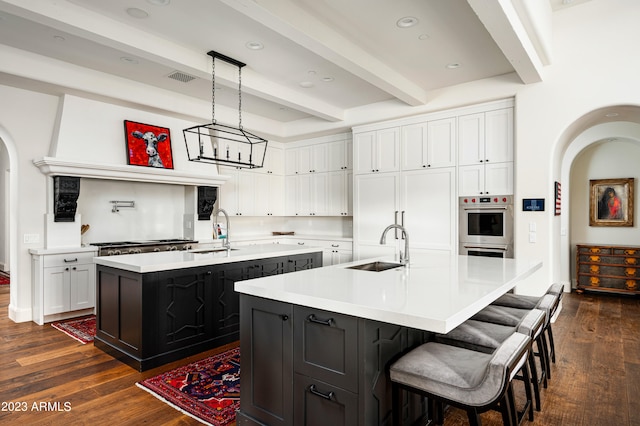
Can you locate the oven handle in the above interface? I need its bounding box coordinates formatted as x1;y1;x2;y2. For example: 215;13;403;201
462;206;509;211
462;245;508;251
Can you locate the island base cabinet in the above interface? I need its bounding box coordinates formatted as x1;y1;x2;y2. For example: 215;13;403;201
294;373;358;426
239;295;293;426
238;295;428;426
95;252;321;371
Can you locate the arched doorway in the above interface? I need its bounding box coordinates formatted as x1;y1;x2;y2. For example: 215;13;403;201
558;106;640;290
0;126;19;320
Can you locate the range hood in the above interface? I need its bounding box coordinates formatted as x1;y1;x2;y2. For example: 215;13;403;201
34;157;229;186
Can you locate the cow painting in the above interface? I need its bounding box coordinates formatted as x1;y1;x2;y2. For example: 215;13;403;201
131;130;169;168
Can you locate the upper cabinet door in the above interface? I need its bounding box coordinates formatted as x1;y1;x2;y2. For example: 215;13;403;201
327;139;352;171
401;118;455;170
458;113;485;166
353;131;376;174
484;108;513;164
375;128;400;173
426;118;456;168
298;144;328;174
401;124;427;170
257;146;284;174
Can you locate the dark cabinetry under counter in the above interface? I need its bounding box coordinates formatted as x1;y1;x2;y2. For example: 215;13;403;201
237;294;427;426
94;252;321;371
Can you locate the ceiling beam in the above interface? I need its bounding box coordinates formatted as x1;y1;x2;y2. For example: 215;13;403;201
0;0;345;122
466;0;544;84
219;0;429;107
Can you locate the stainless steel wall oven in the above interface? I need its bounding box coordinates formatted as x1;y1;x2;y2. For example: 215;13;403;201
459;196;514;258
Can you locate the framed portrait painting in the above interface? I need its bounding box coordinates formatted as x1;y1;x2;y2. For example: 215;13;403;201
124;120;174;169
589;178;634;227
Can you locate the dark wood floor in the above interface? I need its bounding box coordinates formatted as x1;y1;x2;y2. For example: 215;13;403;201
1;285;639;425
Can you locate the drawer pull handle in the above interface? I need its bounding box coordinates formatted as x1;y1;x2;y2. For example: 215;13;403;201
331;244;339;248
309;384;335;401
64;258;78;263
308;314;334;326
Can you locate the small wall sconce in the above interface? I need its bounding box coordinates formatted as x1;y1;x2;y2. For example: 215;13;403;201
110;200;135;213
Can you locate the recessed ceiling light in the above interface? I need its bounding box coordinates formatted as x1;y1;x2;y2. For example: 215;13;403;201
396;16;419;28
308;70;317;76
146;0;170;5
299;81;315;88
605;112;619;117
53;35;66;42
245;41;264;50
126;8;149;19
418;33;430;40
446;63;461;69
120;56;139;64
322;77;334;83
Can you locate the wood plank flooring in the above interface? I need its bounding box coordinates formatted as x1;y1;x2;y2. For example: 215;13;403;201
1;285;639;425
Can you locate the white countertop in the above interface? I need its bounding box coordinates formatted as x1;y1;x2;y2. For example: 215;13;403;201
92;244;323;273
234;253;542;334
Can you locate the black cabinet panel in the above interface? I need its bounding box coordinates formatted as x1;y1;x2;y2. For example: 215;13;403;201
156;267;214;353
294;373;358;426
293;305;358;393
240;295;293;426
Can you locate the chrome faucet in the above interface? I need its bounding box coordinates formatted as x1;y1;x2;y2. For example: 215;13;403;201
380;224;410;265
213;208;231;250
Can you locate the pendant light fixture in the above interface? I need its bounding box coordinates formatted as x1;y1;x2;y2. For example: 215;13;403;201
183;51;267;169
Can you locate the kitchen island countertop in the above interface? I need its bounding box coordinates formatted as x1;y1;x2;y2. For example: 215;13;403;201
93;244;323;273
235;252;542;334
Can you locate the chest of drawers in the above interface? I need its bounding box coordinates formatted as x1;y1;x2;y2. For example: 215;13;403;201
576;244;640;295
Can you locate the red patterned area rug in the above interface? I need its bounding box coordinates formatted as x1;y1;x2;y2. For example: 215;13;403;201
51;315;96;344
0;271;9;286
137;347;240;426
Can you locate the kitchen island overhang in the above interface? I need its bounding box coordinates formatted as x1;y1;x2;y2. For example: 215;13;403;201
235;252;543;335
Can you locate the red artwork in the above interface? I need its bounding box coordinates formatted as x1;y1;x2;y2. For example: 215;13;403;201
124;120;174;169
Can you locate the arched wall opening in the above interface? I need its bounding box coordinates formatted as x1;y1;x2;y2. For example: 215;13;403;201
558;112;640;291
0;126;20;319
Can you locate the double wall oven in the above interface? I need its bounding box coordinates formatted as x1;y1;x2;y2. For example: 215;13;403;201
459;196;514;258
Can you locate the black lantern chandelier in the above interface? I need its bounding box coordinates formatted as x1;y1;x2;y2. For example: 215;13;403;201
183;51;268;169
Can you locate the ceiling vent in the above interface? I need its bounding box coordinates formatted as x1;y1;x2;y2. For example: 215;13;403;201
167;70;196;83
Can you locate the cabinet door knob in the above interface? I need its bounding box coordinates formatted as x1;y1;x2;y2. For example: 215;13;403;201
72;267;77;270
65;267;69;271
281;314;289;321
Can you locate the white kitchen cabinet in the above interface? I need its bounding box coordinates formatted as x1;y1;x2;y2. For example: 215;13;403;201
254;146;284;175
254;173;284;216
327;138;353;172
458;108;513;166
458;108;513;196
286;145;328;175
354;169;456;260
353;172;400;258
353;128;400;174
458;162;513;196
322;242;353;266
298;173;329;216
401;118;456;170
31;249;97;325
327;171;352;216
400;168;456;252
219;167;257;216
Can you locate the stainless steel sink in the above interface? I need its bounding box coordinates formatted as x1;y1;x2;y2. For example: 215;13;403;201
188;248;238;254
347;261;403;272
